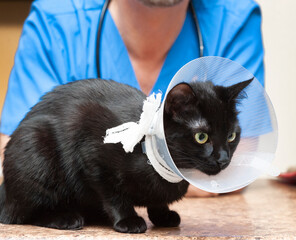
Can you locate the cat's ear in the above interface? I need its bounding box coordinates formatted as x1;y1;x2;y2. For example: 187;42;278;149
226;78;254;102
164;83;196;119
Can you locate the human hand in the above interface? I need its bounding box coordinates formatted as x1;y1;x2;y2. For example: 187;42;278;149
185;184;219;198
185;184;245;197
0;133;10;165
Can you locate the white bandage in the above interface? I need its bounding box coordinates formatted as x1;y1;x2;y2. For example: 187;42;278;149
104;93;162;153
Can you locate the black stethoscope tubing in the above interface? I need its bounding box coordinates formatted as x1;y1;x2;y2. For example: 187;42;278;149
96;0;204;78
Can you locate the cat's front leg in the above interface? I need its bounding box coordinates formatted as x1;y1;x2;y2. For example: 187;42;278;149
103;200;147;233
30;209;85;230
147;205;180;227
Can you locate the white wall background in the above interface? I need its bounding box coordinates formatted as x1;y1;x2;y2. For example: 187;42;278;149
256;0;296;172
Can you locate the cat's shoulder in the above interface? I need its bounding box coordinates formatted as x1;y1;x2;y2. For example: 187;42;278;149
45;79;145;104
57;79;141;94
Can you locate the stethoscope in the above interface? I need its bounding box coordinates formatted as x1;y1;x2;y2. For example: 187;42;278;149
96;0;204;78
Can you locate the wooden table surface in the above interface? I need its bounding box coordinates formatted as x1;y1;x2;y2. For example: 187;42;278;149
0;179;295;239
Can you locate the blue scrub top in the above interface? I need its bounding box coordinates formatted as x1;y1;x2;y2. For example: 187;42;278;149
1;0;265;136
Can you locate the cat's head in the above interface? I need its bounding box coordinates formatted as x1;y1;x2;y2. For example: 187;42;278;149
163;79;252;175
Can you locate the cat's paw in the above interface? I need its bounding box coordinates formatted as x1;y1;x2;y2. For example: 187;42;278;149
149;210;180;227
34;211;85;230
114;216;147;233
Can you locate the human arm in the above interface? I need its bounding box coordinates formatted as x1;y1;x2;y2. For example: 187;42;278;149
222;1;264;85
0;2;66;137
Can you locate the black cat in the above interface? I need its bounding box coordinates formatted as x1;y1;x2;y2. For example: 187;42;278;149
0;78;251;233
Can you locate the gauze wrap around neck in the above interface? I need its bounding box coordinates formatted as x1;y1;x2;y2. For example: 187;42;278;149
103;93;182;183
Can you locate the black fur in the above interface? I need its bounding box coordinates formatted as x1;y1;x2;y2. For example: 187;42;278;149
0;78;251;233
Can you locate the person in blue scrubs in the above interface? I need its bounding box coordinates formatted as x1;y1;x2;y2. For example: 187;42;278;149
0;0;264;197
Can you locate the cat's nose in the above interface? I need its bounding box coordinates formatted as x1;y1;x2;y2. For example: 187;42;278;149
217;150;230;169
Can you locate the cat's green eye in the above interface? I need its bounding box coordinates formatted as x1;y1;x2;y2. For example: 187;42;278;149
228;132;236;143
195;133;208;144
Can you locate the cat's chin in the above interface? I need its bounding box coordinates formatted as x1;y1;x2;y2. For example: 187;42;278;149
174;162;222;176
199;167;222;176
